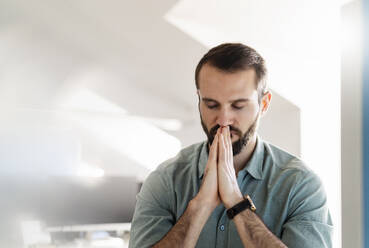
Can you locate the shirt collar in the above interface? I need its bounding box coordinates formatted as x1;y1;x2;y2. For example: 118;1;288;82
240;136;264;180
197;136;265;180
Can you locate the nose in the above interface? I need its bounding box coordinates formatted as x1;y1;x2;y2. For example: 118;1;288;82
216;108;234;127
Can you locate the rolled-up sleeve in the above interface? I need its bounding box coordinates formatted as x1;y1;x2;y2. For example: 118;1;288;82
129;170;175;248
281;171;333;248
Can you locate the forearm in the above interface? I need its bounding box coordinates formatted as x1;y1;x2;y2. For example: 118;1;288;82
153;199;214;248
233;209;287;248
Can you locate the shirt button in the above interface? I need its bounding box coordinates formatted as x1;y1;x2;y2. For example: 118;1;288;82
219;224;225;231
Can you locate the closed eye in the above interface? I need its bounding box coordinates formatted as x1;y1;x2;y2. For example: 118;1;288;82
206;104;219;109
202;98;219;109
232;104;244;110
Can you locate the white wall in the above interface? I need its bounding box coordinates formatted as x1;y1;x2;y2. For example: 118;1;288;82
341;0;363;247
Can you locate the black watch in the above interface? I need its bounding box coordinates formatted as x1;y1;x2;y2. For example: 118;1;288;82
226;194;256;219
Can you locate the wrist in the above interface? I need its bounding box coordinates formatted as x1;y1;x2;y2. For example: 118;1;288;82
187;198;214;223
224;193;244;209
233;207;253;222
226;194;257;220
189;197;217;216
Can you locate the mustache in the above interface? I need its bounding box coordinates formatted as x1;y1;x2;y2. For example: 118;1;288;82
209;125;243;137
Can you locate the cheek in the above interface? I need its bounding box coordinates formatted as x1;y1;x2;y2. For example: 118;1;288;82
199;106;214;122
237;107;259;128
246;103;260;117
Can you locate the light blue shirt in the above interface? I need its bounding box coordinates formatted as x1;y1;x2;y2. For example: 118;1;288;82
129;137;333;247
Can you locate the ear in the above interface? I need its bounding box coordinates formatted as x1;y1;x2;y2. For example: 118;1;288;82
260;91;272;115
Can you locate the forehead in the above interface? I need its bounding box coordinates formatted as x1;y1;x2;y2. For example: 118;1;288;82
198;64;258;100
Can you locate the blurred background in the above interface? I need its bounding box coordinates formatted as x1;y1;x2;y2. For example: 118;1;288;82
0;0;366;247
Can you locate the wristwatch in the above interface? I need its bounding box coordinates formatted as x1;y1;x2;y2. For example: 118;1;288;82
226;194;256;219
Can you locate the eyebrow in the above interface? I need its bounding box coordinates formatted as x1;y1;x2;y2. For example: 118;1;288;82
201;97;250;104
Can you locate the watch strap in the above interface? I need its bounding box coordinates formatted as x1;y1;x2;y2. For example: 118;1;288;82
226;194;256;219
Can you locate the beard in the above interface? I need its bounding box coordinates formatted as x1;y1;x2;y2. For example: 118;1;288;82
200;113;260;156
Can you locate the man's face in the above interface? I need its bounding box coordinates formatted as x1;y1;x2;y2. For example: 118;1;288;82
198;64;264;156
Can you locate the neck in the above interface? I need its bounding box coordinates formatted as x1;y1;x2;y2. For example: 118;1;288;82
233;134;257;175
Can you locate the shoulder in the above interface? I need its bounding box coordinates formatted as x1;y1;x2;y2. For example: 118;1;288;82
142;141;205;188
262;142;329;216
154;141;206;176
264;141;316;178
139;141;206;208
262;141;324;196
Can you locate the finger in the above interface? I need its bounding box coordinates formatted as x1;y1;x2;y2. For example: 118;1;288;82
224;126;229;158
226;127;235;171
221;126;229;162
209;132;219;162
219;129;226;163
204;135;217;178
219;132;233;180
222;127;234;176
226;126;233;160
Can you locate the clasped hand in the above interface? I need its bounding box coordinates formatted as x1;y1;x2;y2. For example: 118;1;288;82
196;126;243;210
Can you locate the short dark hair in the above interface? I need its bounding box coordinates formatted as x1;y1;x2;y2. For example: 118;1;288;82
195;43;267;99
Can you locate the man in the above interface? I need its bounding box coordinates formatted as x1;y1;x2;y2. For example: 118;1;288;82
129;43;333;247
